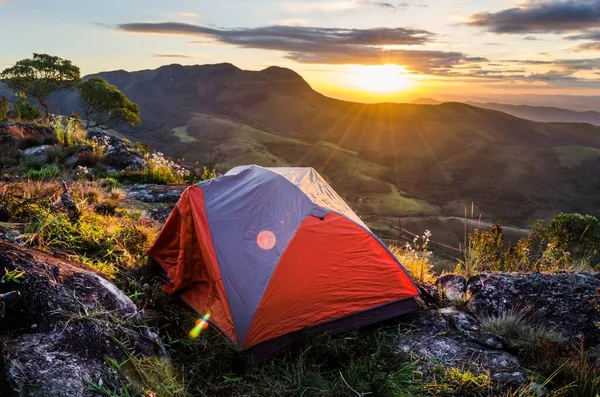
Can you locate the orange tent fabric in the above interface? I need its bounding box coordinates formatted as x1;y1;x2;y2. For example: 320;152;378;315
148;166;420;357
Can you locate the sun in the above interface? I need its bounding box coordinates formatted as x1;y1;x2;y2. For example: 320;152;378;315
345;64;414;94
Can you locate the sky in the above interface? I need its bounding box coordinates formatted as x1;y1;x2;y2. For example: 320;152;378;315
2;0;600;102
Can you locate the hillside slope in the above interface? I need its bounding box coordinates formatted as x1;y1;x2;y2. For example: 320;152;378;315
49;63;600;226
467;102;600;126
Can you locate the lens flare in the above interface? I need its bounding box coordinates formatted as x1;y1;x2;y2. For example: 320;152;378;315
189;313;211;339
257;230;276;250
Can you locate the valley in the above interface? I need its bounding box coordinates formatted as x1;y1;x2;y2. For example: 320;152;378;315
44;63;600;247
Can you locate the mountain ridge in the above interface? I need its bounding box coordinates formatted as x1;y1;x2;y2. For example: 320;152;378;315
17;63;600;226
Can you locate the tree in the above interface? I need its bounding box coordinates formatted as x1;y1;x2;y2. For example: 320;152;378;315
0;54;80;115
77;77;140;128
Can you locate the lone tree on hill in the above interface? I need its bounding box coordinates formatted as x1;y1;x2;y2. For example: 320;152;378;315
77;77;140;128
0;53;80;115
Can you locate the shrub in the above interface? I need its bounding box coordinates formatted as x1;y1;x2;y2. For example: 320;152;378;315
390;230;435;284
532;213;600;267
54;117;87;148
14;93;42;122
144;152;189;184
0;96;8;121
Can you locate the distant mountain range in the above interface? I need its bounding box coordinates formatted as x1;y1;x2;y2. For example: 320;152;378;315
7;63;600;226
413;98;600;126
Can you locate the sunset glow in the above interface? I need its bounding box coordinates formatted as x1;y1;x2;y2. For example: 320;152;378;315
345;65;414;95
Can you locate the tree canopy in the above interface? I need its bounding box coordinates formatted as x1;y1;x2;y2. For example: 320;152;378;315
0;54;80;114
77;77;140;128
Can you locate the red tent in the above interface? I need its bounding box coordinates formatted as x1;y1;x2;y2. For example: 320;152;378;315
148;166;420;358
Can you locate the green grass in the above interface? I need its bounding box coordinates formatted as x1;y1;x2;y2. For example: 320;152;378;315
554;146;600;168
172;126;197;143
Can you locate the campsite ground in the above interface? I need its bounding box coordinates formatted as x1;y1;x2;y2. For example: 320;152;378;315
0;121;599;396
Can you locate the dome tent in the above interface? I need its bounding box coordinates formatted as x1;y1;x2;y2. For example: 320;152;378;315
148;165;420;359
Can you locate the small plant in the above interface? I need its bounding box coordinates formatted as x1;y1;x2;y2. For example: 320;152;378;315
390;230;435;283
1;268;24;284
26;164;61;180
54;117;86;148
143;152;190;184
479;308;566;368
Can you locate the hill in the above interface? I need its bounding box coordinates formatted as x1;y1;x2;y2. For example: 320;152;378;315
48;63;600;227
467;102;600;126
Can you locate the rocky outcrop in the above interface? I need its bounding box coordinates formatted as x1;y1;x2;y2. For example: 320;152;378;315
401;271;600;391
0;241;165;397
467;272;600;345
398;309;521;387
124;185;187;224
87;128;147;171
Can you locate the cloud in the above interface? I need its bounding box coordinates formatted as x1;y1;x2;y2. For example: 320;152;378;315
288;48;486;73
116;22;489;75
116;22;435;46
565;30;600;41
505;57;600;71
154;54;195;58
178;12;198;18
466;0;600;34
485;42;504;46
571;42;600;52
360;0;396;10
523;35;539;40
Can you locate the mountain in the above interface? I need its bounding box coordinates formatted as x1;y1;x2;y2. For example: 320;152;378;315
50;63;600;227
466;102;600;126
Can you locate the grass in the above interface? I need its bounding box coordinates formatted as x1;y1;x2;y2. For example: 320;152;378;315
1;181;157;279
172;126;197;143
389;231;436;284
479;308;567;371
554;146;600;168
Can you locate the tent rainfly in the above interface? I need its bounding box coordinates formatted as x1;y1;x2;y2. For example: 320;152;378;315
148;165;420;358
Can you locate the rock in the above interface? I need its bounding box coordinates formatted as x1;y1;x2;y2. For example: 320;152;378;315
0;205;8;222
87;128;147;171
492;372;527;387
436;274;467;301
439;307;504;349
65;146;93;167
397;309;520;380
104;146;148;171
22;145;53;161
124;184;187;203
467;272;600;345
0;241;166;396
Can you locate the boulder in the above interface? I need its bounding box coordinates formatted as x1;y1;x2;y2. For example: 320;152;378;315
0;241;165;396
87;128;147;171
397;309;522;388
22;145;53;162
104;146;147;171
435;274;467;301
467;272;600;345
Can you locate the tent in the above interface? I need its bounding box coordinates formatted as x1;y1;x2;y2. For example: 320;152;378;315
148;165;420;358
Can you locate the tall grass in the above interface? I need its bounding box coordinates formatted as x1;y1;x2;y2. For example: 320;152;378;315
389;230;436;284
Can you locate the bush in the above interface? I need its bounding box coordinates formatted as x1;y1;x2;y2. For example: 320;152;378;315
14;93;42;122
54;117;87;148
532;213;600;267
0;96;8;121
